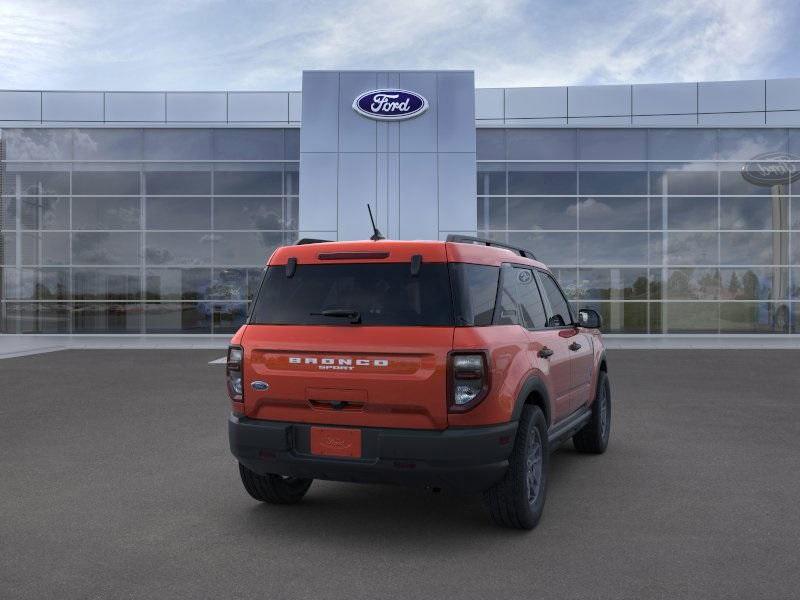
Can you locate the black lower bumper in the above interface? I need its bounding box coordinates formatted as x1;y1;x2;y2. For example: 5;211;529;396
229;415;517;493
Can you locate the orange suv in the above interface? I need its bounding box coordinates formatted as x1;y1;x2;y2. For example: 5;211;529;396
227;235;610;529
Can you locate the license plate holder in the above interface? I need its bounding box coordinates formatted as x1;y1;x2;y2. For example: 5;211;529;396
310;427;362;458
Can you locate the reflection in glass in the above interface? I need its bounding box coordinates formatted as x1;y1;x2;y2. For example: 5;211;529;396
72;232;139;266
73;268;141;300
22;232;70;265
720;232;782;265
577;268;648;300
145;268;211;301
144;302;211;333
72;303;142;333
214;170;282;195
666;268;720;300
213;302;249;333
664;302;719;333
477;166;505;195
507;232;577;266
666;233;718;265
20;196;69;230
72;171;140;195
578;171;647;195
508;169;575;195
209;268;249;300
1;233;16;265
72;197;140;230
213;197;283;230
213;129;284;160
18;171;70;195
577;301;647;333
477;197;505;230
720;268;788;301
145;197;211;230
4;302;70;333
651;170;717;195
579;233;648;266
506;129;576;160
145;171;210;195
720;302;790;333
578;197;647;230
213;232;282;266
508;197;576;230
145;232;212;266
720;196;788;230
665;197;717;230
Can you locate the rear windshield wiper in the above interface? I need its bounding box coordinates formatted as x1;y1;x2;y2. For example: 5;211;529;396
310;308;362;324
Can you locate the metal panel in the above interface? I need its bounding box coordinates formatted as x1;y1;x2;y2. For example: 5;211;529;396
505;86;567;119
228;92;288;122
438;153;476;233
765;111;800;126
399;153;438;239
437;71;476;153
632;82;696;115
289;92;302;122
698;80;765;113
0;91;41;121
42;92;103;121
299;152;338;232
569;116;631;126
632;114;697;126
300;72;339;152
698;112;766;126
766;78;800;111
166;92;226;122
105;92;165;122
399;71;438;152
475;88;504;120
338;72;377;153
337;153;377;241
568;84;631;117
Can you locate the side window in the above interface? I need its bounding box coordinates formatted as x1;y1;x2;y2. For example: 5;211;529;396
496;265;547;329
538;271;573;327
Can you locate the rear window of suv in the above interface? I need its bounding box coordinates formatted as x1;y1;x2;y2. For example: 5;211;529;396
250;263;454;326
250;261;504;327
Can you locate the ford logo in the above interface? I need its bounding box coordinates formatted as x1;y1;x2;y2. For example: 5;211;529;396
352;89;428;121
741;152;800;187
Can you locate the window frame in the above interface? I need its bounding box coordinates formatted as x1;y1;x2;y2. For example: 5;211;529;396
534;268;576;329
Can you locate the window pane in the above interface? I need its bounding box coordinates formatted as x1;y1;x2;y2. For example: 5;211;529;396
720;232;785;265
577;268;648;300
648;129;717;161
213;170;282;195
213;232;282;266
664;302;719;333
209;268;250;301
143;130;213;160
144;302;212;333
73;268;141;300
666;197;717;230
35;268;69;300
477;165;505;195
508;169;576;195
578;130;646;160
578;197;648;230
4;130;73;160
145;197;211;230
213;197;283;230
538;271;572;326
449;263;499;326
666;233;718;265
285;129;299;159
579;171;647;195
1;233;16;265
72;232;139;265
507;129;576;160
718;129;788;160
508;197;576;230
73;129;143;160
4;302;70;333
72;303;142;333
579;233;648;265
476;129;505;160
213;302;249;333
720;169;777;195
666;268;720;299
145;268;211;300
720;267;789;300
508;232;577;265
145;232;212;265
72;197;140;230
720;302;790;333
20;196;69;230
650;169;717;195
720;197;787;230
496;266;547;328
145;171;210;195
213;129;284;160
72;171;140;195
22;232;70;265
477;197;506;230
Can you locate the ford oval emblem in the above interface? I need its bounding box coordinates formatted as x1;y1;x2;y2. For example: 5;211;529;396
251;381;269;391
741;152;800;187
353;89;428;121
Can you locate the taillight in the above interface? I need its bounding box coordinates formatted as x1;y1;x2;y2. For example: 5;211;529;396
448;351;490;412
227;345;244;401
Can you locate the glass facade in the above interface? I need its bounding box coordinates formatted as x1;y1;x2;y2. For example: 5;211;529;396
0;128;299;334
478;128;800;334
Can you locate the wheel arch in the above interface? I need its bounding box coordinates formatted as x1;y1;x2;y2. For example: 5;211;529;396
511;375;552;428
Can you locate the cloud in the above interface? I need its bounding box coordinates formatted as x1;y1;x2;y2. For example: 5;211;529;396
0;0;795;90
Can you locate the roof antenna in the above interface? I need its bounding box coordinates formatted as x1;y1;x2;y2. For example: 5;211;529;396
367;204;385;241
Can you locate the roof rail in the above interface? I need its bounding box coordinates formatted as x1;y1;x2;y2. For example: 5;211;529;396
446;234;537;260
295;238;332;245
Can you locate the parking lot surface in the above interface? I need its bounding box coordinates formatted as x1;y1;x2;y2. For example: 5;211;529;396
1;349;799;599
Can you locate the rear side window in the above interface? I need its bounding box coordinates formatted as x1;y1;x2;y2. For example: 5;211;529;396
449;263;500;326
250;262;453;326
538;271;573;327
496;265;547;329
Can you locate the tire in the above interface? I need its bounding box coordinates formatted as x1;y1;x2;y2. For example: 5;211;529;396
483;405;549;530
238;463;312;504
573;371;611;454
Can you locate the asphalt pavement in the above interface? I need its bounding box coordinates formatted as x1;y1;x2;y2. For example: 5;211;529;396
1;349;799;599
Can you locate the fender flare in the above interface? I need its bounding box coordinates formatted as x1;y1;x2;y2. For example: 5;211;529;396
510;375;552;426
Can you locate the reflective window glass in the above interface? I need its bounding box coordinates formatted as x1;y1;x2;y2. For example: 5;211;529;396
718;129;788;160
476;129;506;160
20;196;69;230
22;232;70;265
477;166;505;195
72;232;139;266
18;171;70;195
1;233;16;265
650;170;717;195
508;170;576;195
508;232;577;265
508;197;576;230
648;129;717;160
72;303;142;333
143;130;213;160
496;266;547;328
145;232;212;266
213;302;249;333
213;232;282;266
213;197;283;230
144;303;212;333
579;233;649;265
666;233;719;265
73;268;141;300
579;171;647;195
666;268;720;300
213;170;282;195
578;197;648;230
577;268;648;300
720;302;789;333
145;171;210;195
538;271;573;327
145;268;211;301
72;171;140;195
578;130;646;160
720;268;788;301
145;197;211;230
72;197;140;230
213;129;284;160
666;197;718;230
720;197;786;230
507;129;576;160
477;197;506;230
73;129;143;160
3;129;73;160
720;232;783;265
209;268;250;301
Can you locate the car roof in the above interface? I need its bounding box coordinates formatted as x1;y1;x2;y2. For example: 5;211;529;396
268;239;548;270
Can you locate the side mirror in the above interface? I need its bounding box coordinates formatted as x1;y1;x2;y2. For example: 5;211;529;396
578;309;602;329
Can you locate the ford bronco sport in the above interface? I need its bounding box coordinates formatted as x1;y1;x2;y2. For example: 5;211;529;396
227;235;610;529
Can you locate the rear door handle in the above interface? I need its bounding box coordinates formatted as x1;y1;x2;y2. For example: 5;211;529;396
538;347;554;359
568;342;582;351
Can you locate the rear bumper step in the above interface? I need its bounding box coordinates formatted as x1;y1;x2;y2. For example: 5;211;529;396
229;414;517;493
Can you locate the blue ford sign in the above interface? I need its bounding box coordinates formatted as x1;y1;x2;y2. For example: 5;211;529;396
352;89;428;121
741;152;800;186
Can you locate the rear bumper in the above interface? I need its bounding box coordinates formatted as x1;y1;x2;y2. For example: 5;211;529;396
229;414;517;493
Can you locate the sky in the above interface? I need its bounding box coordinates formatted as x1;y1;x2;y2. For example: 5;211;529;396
0;0;798;91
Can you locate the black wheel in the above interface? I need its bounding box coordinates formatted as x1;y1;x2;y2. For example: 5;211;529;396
483;405;548;530
573;371;611;454
238;463;312;504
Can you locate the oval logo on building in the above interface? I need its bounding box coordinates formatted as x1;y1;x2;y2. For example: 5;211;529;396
352;89;428;121
741;152;800;186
